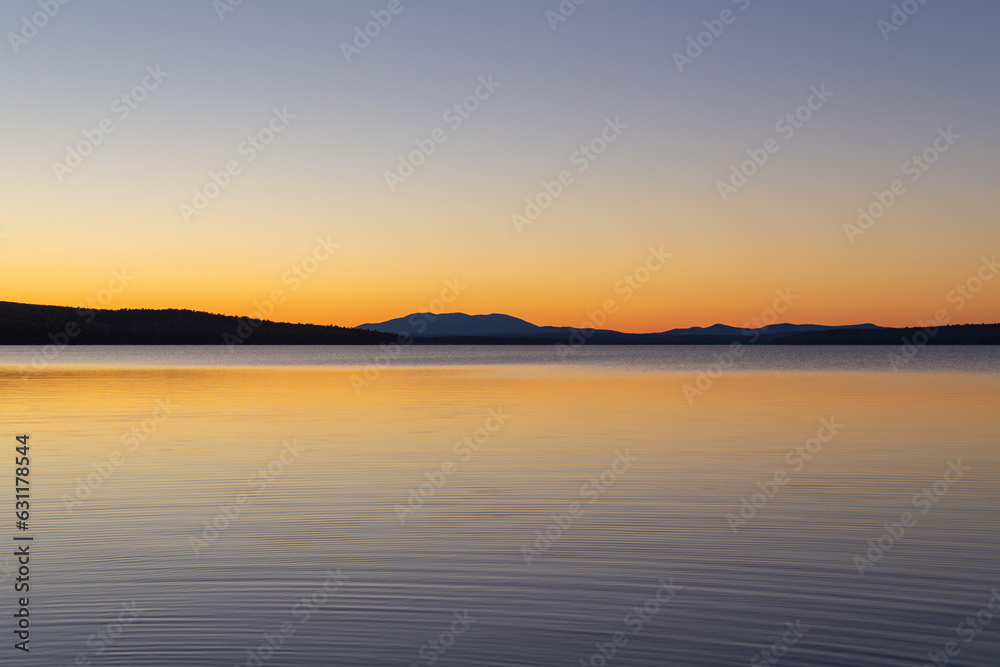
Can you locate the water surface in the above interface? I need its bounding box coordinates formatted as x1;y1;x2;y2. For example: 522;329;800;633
1;346;997;666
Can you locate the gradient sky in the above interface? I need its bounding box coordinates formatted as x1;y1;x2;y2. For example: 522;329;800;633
1;0;997;331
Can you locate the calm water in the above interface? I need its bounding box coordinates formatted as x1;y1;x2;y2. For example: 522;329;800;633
1;346;998;666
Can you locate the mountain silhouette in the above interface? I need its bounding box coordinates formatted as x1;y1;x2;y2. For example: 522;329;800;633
360;312;883;340
358;312;539;337
1;302;996;345
0;301;394;345
659;322;883;336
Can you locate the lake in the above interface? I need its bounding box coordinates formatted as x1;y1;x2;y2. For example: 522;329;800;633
2;346;998;666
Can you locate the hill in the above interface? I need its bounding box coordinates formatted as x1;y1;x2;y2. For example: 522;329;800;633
775;323;1000;345
0;301;394;345
358;312;539;337
3;302;995;346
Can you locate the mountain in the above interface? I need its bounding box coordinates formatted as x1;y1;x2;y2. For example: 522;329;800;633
3;301;993;345
0;301;394;345
358;312;540;337
659;323;881;336
658;324;744;336
360;312;884;343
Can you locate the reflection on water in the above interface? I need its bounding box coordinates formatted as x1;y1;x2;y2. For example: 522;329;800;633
1;346;997;666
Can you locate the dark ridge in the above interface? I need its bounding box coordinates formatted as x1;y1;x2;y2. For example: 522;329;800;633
407;333;752;345
774;323;1000;345
2;301;997;346
0;301;395;345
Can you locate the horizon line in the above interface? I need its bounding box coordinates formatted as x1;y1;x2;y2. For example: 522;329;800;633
8;299;988;336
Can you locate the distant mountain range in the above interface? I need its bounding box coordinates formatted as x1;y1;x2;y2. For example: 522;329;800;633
360;312;1000;345
0;301;996;345
358;312;886;344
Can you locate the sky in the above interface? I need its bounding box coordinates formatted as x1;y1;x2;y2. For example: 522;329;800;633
1;0;997;332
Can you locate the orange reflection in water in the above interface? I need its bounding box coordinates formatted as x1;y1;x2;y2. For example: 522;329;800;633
7;365;998;485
